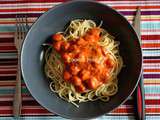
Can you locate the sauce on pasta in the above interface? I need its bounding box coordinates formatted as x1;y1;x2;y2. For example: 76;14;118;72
44;19;123;107
52;28;115;93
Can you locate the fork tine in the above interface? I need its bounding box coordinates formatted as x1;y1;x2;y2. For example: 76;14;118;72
21;16;28;37
15;16;20;50
24;15;29;32
15;16;18;33
17;17;22;48
20;17;25;40
15;15;28;50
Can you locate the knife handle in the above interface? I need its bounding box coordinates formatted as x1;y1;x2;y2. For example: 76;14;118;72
134;76;145;120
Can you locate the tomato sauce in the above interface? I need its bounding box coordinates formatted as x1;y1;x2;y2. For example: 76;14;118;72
52;28;115;93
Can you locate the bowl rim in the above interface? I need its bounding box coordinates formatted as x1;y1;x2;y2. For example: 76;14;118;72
21;0;143;119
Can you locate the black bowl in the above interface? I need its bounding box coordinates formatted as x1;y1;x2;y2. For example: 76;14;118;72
21;0;142;119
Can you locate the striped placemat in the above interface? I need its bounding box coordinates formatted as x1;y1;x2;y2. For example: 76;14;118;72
0;0;160;120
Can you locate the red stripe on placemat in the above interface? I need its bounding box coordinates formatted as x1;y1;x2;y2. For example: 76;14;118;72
0;32;14;36
0;46;16;51
146;99;160;105
0;22;33;25
0;71;16;74
0;8;49;12
144;69;160;72
142;43;160;48
0;84;25;87
21;108;51;114
112;108;134;113
0;110;12;115
0;109;52;115
0;94;31;98
0;0;62;4
113;6;160;9
144;59;160;63
146;108;160;113
142;35;160;40
141;19;160;21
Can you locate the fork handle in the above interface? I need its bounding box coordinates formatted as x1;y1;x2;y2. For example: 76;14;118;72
13;60;21;117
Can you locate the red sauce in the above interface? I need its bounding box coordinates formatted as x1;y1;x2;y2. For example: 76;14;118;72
52;28;115;93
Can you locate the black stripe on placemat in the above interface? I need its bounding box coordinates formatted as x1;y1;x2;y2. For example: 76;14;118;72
143;49;160;51
0;59;17;65
0;38;14;43
143;56;160;59
0;76;16;81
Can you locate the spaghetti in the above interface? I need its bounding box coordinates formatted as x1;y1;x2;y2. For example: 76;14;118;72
44;19;123;107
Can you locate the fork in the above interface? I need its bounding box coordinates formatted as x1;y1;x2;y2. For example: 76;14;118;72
13;16;29;118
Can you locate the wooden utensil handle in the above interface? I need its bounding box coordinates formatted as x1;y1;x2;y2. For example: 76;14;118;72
13;62;21;117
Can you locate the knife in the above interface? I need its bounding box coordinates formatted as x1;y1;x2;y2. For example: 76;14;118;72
133;7;145;120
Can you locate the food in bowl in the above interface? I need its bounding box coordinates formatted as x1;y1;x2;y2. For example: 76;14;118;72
44;19;123;107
